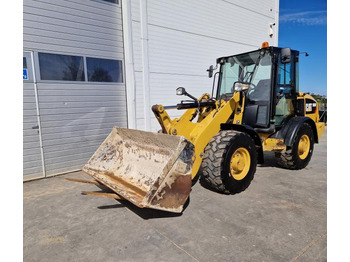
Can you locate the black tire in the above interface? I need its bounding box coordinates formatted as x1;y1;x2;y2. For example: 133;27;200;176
202;130;257;194
275;123;315;169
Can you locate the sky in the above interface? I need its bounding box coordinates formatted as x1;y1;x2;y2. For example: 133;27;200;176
278;0;327;96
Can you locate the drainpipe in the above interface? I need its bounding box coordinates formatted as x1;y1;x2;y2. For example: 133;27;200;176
122;0;137;129
31;51;46;177
140;0;151;131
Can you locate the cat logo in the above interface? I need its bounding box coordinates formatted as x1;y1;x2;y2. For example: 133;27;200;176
306;103;317;113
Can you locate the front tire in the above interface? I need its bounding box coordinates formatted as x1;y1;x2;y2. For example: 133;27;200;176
275;123;315;169
202;131;257;194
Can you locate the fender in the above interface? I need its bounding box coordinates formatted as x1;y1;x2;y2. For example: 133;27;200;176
220;123;264;164
275;116;318;147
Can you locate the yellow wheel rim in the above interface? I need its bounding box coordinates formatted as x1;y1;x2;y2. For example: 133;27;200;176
298;134;310;160
230;147;251;180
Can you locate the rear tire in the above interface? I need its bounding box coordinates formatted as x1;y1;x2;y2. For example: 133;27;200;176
275;123;314;169
202;130;257;194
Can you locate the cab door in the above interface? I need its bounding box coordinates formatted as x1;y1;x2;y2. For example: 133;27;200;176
274;52;296;126
23;51;45;180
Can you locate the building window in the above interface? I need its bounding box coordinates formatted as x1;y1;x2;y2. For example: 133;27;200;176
23;57;27;69
86;57;123;83
102;0;119;4
38;53;85;81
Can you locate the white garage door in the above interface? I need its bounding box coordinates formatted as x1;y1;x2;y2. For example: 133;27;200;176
23;0;127;179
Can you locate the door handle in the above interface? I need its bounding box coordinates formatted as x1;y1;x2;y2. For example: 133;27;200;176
32;125;39;129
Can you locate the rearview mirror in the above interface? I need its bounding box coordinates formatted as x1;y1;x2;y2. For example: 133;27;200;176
176;87;186;96
207;65;214;78
281;48;291;64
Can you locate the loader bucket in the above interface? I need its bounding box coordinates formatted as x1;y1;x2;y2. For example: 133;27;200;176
82;127;194;213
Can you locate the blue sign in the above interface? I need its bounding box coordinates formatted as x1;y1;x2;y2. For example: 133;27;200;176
23;69;28;80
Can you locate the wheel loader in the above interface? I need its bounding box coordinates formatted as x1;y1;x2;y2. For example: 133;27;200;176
70;43;325;213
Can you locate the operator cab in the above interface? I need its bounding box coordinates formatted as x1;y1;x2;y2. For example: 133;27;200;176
216;44;300;130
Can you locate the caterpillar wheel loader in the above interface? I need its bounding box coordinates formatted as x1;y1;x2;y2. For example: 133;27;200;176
71;43;325;213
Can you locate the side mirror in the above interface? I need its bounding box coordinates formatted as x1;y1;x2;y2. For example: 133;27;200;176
281;48;291;64
207;65;214;78
176;87;186;96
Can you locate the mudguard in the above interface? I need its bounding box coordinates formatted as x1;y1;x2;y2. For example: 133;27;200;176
275;116;318;147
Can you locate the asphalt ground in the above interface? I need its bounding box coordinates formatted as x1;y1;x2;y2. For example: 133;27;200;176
23;129;327;262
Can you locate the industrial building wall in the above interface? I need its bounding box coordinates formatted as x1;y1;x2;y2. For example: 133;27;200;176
23;0;279;180
23;0;127;179
125;0;279;131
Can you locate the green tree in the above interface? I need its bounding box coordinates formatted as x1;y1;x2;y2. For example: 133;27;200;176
310;93;327;104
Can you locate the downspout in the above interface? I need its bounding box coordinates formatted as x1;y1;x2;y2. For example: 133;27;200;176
31;51;46;177
140;0;151;131
122;0;137;129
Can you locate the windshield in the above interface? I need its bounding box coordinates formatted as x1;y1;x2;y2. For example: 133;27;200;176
218;49;272;101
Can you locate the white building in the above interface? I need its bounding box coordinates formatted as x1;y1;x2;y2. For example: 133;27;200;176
23;0;279;180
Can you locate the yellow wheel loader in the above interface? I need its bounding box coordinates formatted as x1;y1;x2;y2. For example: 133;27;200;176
73;43;325;213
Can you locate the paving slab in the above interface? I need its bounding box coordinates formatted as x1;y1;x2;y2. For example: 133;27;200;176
24;130;327;262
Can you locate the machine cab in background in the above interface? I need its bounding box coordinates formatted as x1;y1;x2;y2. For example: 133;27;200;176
216;46;300;130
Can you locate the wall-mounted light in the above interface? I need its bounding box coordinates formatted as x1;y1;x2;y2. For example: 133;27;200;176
300;52;309;57
269;23;275;38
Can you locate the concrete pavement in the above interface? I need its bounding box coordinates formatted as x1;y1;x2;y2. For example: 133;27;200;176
23;130;327;262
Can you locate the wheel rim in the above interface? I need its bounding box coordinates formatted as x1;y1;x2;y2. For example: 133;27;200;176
298;134;310;160
230;147;251;180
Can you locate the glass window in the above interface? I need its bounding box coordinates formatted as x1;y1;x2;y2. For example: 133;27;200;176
218;51;259;98
38;53;85;81
87;57;123;83
247;55;272;102
295;60;299;92
277;63;292;85
251;56;272;86
220;61;240;96
275;55;296;126
218;50;272;102
23;57;27;69
101;0;119;4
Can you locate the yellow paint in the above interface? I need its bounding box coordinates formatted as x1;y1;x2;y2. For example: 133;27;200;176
230;147;251;180
316;122;325;140
303;93;319;123
262;138;286;152
298;134;310;159
232;92;245;124
298;92;326;141
154;92;240;178
153;91;325;179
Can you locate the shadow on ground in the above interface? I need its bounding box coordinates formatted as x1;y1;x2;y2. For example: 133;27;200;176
96;198;189;220
258;151;278;167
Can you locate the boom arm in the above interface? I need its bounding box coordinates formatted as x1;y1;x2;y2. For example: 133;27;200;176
152;92;245;178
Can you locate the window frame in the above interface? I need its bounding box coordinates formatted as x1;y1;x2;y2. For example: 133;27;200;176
86;57;124;83
23;51;34;83
33;51;124;85
37;52;86;82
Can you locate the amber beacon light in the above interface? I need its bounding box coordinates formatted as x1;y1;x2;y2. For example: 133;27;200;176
261;42;269;48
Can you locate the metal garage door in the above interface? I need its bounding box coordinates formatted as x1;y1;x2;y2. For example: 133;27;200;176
34;52;127;177
23;0;127;179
